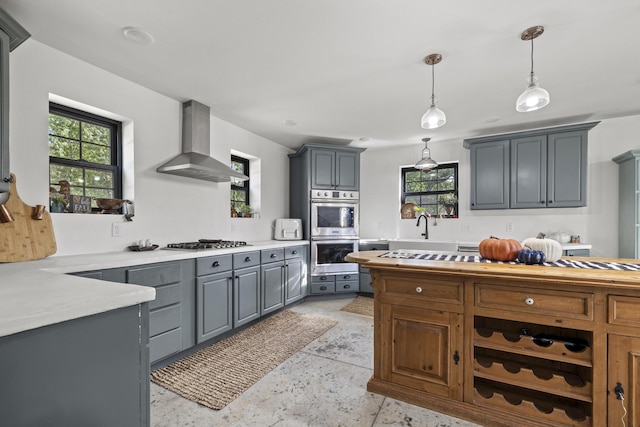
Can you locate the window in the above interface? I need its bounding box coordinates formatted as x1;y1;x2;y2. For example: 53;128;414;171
48;103;122;210
401;163;458;218
230;155;250;213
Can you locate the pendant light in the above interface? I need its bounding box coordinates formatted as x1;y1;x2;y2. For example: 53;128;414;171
421;54;446;129
516;26;550;112
414;138;438;171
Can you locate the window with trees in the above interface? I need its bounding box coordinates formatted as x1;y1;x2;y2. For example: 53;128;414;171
230;155;250;216
401;163;458;218
48;103;122;211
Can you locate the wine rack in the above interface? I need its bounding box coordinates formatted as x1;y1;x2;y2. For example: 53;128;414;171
474;317;593;426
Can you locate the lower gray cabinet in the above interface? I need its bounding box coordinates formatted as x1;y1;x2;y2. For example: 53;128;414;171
284;245;306;304
196;255;233;344
261;260;285;315
359;270;374;294
311;275;336;294
336;273;358;293
126;260;195;364
233;264;260;328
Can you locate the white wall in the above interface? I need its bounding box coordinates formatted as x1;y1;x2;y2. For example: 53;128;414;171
359;116;640;258
8;40;291;256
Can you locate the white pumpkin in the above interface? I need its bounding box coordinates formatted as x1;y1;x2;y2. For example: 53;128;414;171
521;237;562;262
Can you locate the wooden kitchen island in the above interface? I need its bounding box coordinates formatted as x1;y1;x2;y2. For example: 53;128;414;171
346;250;640;427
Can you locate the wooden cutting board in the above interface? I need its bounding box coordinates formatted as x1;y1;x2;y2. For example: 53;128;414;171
0;173;57;262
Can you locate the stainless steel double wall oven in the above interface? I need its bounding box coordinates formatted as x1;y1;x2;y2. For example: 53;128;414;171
309;190;359;275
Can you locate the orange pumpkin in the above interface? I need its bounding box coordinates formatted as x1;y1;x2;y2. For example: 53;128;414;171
479;236;522;261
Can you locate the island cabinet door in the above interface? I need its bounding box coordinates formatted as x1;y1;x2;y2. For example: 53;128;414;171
608;335;640;426
380;303;463;400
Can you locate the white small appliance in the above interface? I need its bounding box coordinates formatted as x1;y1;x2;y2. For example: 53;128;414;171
274;218;303;240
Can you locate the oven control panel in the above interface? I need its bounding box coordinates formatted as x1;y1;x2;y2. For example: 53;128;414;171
311;190;359;201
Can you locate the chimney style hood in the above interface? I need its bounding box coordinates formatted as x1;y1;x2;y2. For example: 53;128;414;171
157;100;248;183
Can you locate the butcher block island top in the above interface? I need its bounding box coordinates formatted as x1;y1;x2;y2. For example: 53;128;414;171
346;251;640;427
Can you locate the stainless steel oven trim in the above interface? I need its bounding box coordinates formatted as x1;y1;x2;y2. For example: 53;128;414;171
310;202;359;238
310;238;359;275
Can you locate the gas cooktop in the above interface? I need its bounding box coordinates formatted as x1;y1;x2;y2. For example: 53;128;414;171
165;240;250;250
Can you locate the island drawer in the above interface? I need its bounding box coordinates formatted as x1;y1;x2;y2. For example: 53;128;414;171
127;262;182;286
475;284;594;321
608;295;640;327
149;304;181;337
378;273;463;306
233;251;260;268
262;248;285;263
149;328;182;362
197;254;232;276
149;283;182;310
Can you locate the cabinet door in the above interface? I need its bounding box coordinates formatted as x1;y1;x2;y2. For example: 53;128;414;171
380;303;463;399
311;149;335;189
261;261;285;315
470;140;510;209
285;257;304;304
547;130;588;207
197;272;233;344
335;150;359;190
0;29;10;193
608;335;640;426
233;265;260;328
510;135;547;208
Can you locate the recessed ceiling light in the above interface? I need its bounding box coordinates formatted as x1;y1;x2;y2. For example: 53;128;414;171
358;137;370;142
283;120;297;127
122;27;155;45
484;117;500;124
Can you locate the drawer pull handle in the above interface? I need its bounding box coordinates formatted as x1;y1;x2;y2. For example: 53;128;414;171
245;257;251;262
270;253;277;258
320;276;327;281
292;250;298;255
212;261;220;267
344;275;351;279
320;285;327;291
416;287;423;293
525;297;534;305
344;284;351;289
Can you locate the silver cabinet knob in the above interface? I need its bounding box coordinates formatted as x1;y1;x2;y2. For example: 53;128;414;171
525;297;534;305
416;287;423;293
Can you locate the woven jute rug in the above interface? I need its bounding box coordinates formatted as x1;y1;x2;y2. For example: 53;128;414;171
150;310;337;410
340;296;374;317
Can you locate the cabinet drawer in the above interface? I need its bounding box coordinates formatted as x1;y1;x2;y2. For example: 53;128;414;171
233;251;260;268
150;282;182;310
150;304;181;337
312;275;335;284
475;284;593;321
336;280;358;293
127;262;182;286
196;254;232;276
285;245;304;259
149;328;182;363
262;248;285;263
310;282;336;294
609;295;640;327
336;273;357;282
379;273;463;306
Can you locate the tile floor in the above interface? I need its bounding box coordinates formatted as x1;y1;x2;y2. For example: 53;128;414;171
150;297;481;427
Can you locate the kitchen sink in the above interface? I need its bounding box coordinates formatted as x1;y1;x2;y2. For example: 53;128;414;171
388;239;478;254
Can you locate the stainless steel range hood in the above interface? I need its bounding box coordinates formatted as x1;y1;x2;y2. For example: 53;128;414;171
157;100;248;183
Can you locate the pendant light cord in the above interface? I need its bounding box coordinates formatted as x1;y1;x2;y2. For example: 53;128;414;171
529;37;535;78
431;63;436;105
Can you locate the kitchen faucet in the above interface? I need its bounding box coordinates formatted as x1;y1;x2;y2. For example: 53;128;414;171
416;213;430;239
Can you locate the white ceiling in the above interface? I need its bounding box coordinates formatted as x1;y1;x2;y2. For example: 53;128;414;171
1;1;639;151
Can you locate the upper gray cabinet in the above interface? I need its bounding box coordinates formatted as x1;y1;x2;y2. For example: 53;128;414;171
613;150;640;259
0;9;30;193
464;122;598;210
310;147;359;190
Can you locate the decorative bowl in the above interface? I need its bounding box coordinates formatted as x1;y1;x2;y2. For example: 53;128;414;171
95;198;124;210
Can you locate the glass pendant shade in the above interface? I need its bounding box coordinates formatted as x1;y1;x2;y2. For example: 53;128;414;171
415;139;438;170
516;73;550;112
421;99;447;129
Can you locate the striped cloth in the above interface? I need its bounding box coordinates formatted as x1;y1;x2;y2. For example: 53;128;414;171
379;251;640;271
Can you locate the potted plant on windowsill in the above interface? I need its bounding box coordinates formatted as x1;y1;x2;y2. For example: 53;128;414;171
440;194;457;216
239;204;253;218
49;193;66;213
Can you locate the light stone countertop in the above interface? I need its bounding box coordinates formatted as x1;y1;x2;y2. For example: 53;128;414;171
0;240;308;339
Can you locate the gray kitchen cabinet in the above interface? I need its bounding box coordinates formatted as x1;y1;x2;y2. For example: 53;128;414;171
310;147;360;191
464;122;598;210
563;249;590;257
285;245;306;304
0;10;29;193
0;304;150;427
261;248;285;315
336;272;358;293
468;139;510;209
310;274;336;294
358;241;389;294
126;260;195;364
613;150;640;258
233;251;261;327
196;254;233;344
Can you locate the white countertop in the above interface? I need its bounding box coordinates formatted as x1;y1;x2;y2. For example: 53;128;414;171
0;240;307;339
